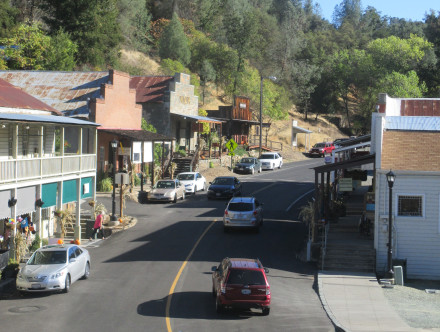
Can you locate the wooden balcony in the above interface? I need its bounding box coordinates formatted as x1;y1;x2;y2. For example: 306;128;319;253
0;154;96;184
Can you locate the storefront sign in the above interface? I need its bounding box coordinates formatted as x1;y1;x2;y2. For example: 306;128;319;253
339;178;353;192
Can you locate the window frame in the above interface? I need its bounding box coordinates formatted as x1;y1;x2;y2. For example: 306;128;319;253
396;193;425;218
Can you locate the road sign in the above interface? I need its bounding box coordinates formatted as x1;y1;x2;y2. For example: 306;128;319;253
225;139;238;152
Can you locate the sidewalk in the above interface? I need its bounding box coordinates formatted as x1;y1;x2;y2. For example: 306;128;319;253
318;271;419;332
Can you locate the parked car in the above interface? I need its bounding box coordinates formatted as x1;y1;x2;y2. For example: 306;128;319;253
207;176;242;199
223;197;263;232
309;142;335;157
211;257;271;315
258;152;283;170
333;138;349;147
16;244;90;293
148;179;185;203
176;172;206;194
234;157;262;174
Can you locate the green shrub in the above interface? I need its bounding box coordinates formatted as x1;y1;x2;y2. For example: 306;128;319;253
234;146;247;156
30;234;41;252
134;174;141;186
42;238;48;246
98;177;113;192
209;161;214;168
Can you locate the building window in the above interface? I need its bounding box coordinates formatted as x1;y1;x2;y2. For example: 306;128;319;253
398;195;423;217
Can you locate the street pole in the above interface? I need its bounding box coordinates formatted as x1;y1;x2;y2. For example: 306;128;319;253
111;140;118;222
386;170;396;279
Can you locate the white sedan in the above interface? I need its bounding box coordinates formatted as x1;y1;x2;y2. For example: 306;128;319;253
258;152;283;170
176;172;206;194
16;244;90;293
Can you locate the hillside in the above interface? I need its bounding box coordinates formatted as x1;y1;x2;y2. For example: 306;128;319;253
120;50;348;160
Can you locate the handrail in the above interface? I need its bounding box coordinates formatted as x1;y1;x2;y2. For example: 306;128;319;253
321;222;330;270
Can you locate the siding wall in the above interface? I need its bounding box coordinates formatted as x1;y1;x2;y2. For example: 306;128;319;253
0;125;8;159
376;172;440;279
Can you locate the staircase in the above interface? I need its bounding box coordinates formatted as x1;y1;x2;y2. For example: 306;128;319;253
164;157;193;178
65;214;94;240
320;186;376;273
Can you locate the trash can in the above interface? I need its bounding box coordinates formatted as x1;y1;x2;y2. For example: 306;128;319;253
392;258;407;280
138;191;148;204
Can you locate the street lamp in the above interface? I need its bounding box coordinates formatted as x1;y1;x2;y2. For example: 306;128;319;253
111;140;118;222
386;170;396;279
259;75;277;156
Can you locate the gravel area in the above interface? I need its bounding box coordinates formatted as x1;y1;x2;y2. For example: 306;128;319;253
382;279;440;329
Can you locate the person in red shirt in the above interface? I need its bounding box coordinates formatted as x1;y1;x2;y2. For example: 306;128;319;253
90;211;105;240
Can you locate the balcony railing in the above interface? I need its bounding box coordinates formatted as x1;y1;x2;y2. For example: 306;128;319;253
0;154;96;184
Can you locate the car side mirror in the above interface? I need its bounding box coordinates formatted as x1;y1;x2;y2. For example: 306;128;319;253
70;258;77;263
264;268;269;274
211;266;218;272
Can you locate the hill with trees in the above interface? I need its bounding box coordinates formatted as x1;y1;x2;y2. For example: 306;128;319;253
1;0;440;136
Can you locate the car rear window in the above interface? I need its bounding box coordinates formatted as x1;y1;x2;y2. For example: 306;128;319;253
228;202;254;211
227;269;266;285
314;143;325;148
177;174;194;180
259;154;274;159
212;178;234;185
28;250;67;265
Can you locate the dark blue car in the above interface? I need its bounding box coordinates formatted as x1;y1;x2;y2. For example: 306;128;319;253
234;157;262;174
207;176;242;200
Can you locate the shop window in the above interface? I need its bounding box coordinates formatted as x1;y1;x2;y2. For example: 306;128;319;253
398;195;423;217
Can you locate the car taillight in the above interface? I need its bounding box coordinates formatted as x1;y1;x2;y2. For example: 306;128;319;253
253;210;257;216
224;210;228;216
266;286;271;295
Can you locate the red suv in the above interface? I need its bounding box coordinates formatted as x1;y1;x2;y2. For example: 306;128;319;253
309;142;335;157
211;258;271;315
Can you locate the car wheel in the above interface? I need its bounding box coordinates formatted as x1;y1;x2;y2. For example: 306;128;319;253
173;194;177;203
262;307;270;316
82;262;90;279
251;168;255;175
63;274;71;293
278;163;282;169
216;298;224;313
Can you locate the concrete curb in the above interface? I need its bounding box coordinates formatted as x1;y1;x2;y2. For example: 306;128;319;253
317;272;347;332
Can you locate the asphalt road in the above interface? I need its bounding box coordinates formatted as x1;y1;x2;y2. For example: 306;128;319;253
0;158;336;332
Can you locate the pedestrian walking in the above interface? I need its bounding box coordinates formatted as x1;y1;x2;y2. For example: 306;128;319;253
90;211;105;240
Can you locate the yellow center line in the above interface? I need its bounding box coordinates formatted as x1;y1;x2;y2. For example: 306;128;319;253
165;219;217;332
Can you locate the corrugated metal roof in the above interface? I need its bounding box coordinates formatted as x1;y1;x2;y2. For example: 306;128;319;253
99;129;175;141
0;113;99;126
0;78;60;114
172;113;223;124
0;70;109;117
130;76;173;103
292;125;312;134
385;116;440;131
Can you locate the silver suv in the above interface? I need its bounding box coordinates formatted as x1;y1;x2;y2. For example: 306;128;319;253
223;197;264;232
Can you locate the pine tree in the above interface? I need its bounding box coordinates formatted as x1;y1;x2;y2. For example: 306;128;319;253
159;12;190;66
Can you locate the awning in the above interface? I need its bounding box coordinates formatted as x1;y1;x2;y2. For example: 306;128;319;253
172;114;223;124
292;125;312;134
313;154;375;173
99;129;175;141
16;186;36;215
0;113;100;126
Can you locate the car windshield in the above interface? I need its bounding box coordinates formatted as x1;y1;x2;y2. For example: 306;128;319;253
259;154;274;159
314;143;325;148
227;269;266;285
177;174;194;181
28;250;67;265
156;181;175;189
240;158;253;163
212;178;234;185
228;202;254;212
